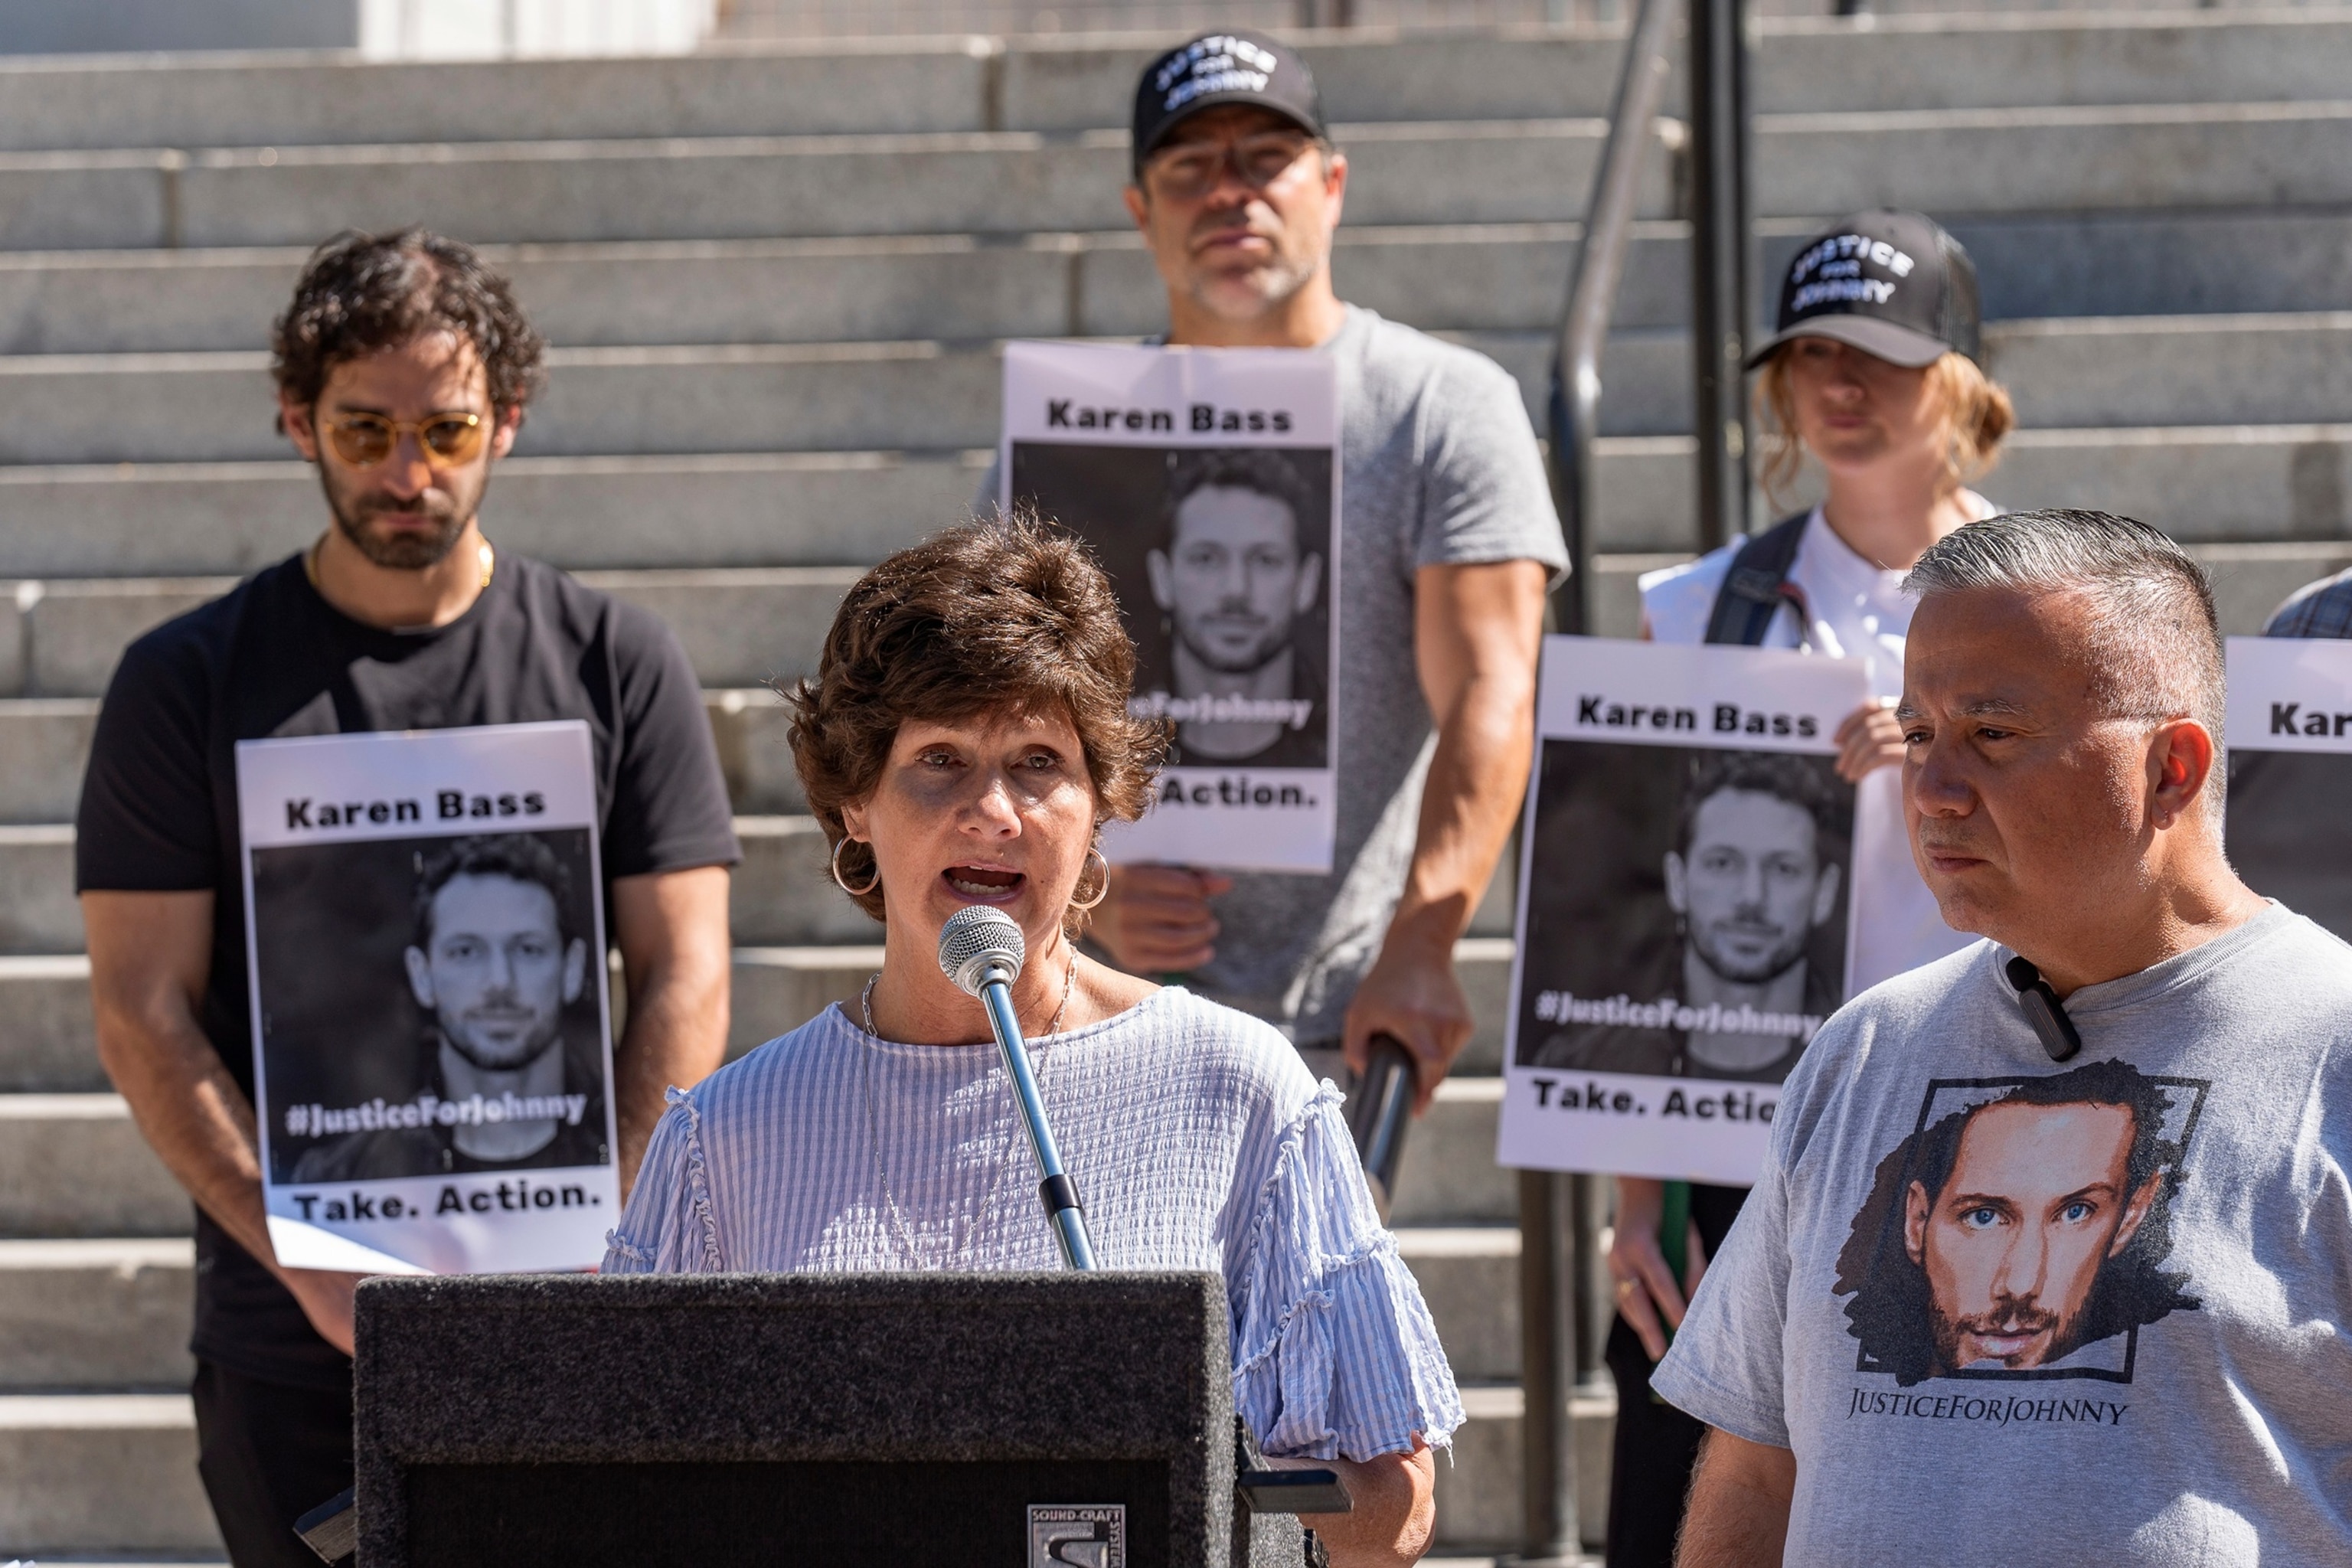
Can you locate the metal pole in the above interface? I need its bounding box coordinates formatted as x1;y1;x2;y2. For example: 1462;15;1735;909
1512;1170;1578;1563
1570;1174;1606;1386
1687;0;1755;554
1545;0;1676;635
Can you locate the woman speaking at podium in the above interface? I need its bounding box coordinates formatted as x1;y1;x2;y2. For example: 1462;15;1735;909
605;520;1461;1565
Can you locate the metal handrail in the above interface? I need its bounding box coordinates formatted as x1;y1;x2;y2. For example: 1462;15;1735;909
1520;8;1681;1560
1546;0;1678;635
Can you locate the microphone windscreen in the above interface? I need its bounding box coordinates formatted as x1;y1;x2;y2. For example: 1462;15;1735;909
938;905;1025;996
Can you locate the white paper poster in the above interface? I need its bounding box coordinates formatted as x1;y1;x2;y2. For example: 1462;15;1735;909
2223;635;2352;943
235;721;620;1274
1496;637;1870;1184
1000;339;1340;873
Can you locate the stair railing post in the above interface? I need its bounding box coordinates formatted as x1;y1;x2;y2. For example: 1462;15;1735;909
1688;0;1756;554
1513;1169;1579;1563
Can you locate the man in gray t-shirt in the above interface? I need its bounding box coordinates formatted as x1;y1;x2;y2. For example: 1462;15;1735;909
1654;509;2352;1565
1014;31;1564;1099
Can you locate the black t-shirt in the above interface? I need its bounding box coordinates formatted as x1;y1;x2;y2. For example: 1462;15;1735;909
77;553;740;1390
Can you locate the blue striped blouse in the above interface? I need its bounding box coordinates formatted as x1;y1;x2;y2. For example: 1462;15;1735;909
603;986;1464;1462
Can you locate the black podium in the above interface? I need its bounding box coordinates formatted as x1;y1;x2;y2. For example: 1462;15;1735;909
351;1271;1315;1567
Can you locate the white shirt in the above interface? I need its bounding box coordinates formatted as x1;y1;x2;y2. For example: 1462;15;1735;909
1638;504;1987;991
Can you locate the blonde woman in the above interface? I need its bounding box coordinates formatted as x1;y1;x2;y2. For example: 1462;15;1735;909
1604;211;2015;1566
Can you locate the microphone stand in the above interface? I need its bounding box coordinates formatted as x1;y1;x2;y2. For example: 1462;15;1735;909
972;962;1096;1271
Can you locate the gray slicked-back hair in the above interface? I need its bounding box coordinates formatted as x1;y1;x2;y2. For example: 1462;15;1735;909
1904;510;2226;815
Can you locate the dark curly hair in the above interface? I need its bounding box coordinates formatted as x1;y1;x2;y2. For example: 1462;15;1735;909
1164;446;1315;541
1674;750;1849;857
271;228;545;422
786;518;1166;930
412;833;574;949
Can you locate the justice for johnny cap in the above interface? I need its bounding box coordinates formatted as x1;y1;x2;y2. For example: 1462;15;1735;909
1746;210;1981;370
1131;31;1328;173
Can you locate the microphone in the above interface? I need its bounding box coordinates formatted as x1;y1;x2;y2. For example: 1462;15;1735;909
937;906;1096;1270
2004;956;2082;1062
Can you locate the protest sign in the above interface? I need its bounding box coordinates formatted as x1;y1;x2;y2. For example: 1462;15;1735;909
2224;635;2352;942
1001;339;1339;872
1496;637;1869;1184
236;720;619;1274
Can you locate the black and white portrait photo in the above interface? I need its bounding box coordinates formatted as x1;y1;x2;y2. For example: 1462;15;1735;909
254;828;612;1184
1009;439;1334;769
2226;751;2352;942
2220;636;2352;944
1515;740;1854;1084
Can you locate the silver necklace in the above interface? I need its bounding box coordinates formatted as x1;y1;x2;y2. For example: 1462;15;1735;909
854;959;1076;1269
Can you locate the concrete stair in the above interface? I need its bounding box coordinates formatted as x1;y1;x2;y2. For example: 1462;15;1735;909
4;9;2349;1557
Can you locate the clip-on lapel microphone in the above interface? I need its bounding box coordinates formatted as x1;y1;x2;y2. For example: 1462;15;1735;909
2004;956;2082;1062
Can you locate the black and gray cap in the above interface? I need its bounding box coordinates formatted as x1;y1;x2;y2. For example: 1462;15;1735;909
1131;30;1327;173
1746;209;1981;370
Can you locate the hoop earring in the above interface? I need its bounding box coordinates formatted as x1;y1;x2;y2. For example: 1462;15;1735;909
831;836;880;897
1069;846;1110;911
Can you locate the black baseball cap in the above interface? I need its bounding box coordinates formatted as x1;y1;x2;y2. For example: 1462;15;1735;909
1746;210;1981;370
1131;31;1328;174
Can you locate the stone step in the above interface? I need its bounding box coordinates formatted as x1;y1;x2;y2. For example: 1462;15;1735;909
8;473;2347;703
2;566;860;697
0;1028;1517;1243
8;414;2352;593
1;310;2342;479
12;204;2351;358
0;1383;1602;1558
8;312;2351;472
1583;537;2345;642
0;938;1515;1093
1392;1076;1515;1228
0;813;898;954
0;1237;193;1389
0;1227;1513;1393
3;14;2348;156
0;689;811;825
1398;1227;1521;1384
0;1096;188;1240
0;1393;222;1557
0;119;1656;254
17;96;2352;255
0;449;976;581
1437;1383;1616;1553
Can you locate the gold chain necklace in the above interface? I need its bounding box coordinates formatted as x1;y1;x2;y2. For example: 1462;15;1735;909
854;960;1076;1270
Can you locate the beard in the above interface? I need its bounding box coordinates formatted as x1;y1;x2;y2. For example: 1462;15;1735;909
441;1010;562;1072
1177;611;1289;674
1182;206;1321;320
1690;919;1811;985
1927;1291;2074;1372
321;466;484;570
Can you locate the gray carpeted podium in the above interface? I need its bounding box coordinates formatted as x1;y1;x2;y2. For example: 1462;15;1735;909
350;1271;1325;1567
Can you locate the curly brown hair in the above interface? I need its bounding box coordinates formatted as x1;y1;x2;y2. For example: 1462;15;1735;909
786;518;1165;929
270;228;546;420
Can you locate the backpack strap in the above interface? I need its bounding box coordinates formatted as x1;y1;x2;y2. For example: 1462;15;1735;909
1701;511;1814;647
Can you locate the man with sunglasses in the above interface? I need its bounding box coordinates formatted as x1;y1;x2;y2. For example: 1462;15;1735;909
1080;34;1564;1106
74;229;739;1566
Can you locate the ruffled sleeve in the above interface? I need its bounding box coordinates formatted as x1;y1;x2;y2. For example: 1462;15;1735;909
601;1086;728;1273
1226;1084;1465;1462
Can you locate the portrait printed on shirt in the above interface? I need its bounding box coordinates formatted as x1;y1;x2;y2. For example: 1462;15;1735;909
1496;638;1869;1184
1834;1061;2207;1387
2222;635;2352;944
1001;340;1339;872
236;721;620;1275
